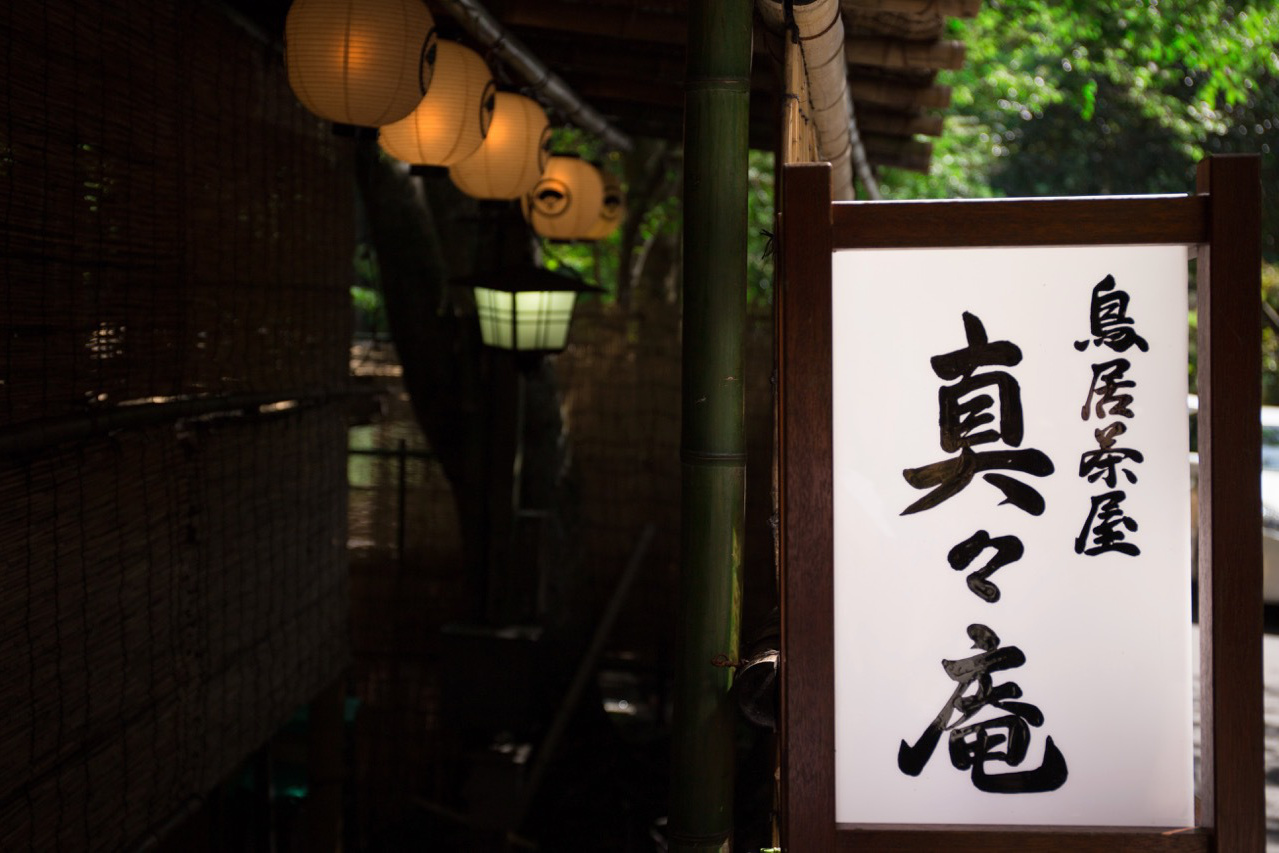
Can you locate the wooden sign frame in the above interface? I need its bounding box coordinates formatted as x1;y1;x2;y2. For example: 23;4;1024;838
777;155;1263;852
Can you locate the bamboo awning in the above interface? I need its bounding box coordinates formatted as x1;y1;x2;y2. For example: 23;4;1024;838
424;0;981;186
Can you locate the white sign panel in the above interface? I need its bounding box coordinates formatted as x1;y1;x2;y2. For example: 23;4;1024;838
832;245;1193;826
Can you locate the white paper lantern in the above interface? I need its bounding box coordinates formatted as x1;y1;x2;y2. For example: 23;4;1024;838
378;41;495;166
285;0;436;128
449;93;550;200
582;169;626;240
520;155;604;241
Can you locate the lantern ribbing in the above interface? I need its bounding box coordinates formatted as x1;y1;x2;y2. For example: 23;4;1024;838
378;40;494;167
285;0;436;128
449;92;549;200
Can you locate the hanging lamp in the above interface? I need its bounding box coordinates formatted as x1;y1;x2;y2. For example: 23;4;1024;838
449;92;550;200
582;168;626;240
455;267;602;354
378;41;495;167
520;155;604;241
285;0;436;128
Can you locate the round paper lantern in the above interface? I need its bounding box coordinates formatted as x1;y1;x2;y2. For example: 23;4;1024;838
449;93;550;200
378;41;495;166
285;0;436;128
521;155;605;241
582;169;626;240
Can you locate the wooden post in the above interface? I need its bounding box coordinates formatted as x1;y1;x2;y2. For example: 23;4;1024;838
777;162;836;852
1196;153;1264;852
670;1;752;850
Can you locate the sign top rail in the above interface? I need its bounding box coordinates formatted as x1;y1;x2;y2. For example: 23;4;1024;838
828;190;1208;249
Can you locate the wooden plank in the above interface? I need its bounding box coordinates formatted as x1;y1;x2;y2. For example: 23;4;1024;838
841;0;982;17
862;133;933;171
831;194;1209;248
856;107;944;137
491;0;686;45
846;37;966;70
1196;154;1265;852
849;78;951;109
838;826;1210;852
571;74;776;115
778;162;837;852
865;147;932;173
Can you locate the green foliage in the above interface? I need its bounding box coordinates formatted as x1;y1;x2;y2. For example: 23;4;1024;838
747;149;775;307
881;0;1278;261
351;243;388;334
1263;263;1279;403
878;1;1277;396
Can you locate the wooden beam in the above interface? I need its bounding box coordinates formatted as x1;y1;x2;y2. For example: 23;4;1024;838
528;37;780;93
574;75;777;115
854;106;944;136
591;100;779;152
846;36;966;70
844;10;944;42
1196;153;1265;853
520;37;687;84
491;0;686;45
840;0;982;17
862;132;931;155
866;148;930;172
489;0;784;57
830;194;1209;248
862;132;933;171
848;77;951;109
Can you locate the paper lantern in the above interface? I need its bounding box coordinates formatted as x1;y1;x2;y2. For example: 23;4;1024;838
449;93;550;200
520;155;604;241
378;41;495;166
285;0;436;128
582;169;626;240
456;268;602;353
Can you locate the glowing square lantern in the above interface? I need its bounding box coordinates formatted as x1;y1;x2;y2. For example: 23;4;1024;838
378;41;495;167
457;267;601;353
521;155;604;241
285;0;436;128
449;93;550;200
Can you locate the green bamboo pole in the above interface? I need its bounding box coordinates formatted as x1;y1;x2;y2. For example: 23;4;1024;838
670;1;751;850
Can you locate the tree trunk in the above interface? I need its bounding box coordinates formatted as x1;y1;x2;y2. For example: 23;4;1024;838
352;142;575;625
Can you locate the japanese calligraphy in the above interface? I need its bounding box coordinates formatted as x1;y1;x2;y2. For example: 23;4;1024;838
898;312;1065;794
1076;275;1146;557
898;624;1068;794
948;530;1023;604
1074;274;1150;354
1075;490;1140;556
902;312;1054;516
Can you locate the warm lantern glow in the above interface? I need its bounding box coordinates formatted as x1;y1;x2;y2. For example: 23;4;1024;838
378;41;495;166
520;156;605;241
285;0;436;128
583;169;626;240
449;93;550;200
